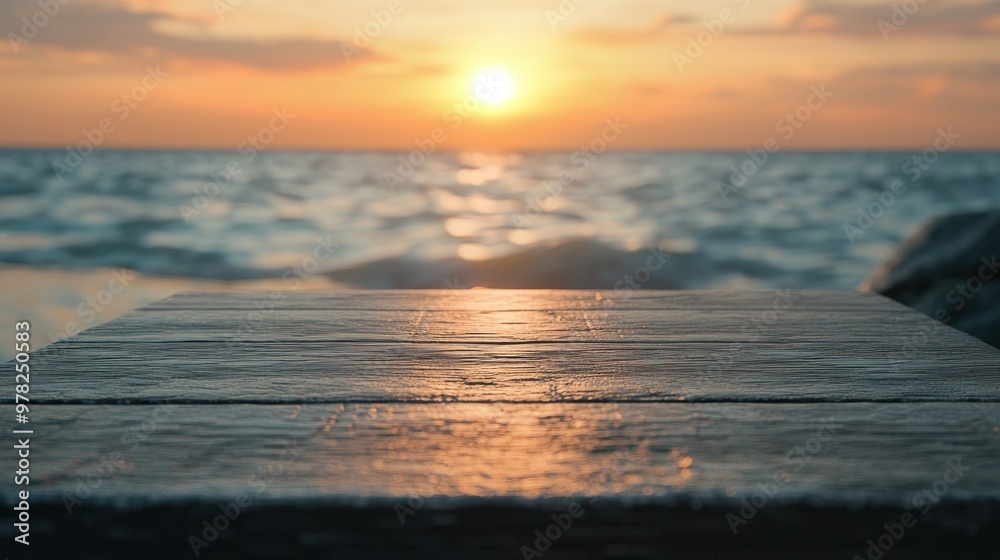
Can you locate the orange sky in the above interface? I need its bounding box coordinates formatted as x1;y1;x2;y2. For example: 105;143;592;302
1;0;999;150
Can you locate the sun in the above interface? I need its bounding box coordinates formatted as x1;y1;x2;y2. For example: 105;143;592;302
472;68;515;106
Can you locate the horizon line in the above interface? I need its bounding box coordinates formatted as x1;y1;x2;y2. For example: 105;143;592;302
2;146;999;154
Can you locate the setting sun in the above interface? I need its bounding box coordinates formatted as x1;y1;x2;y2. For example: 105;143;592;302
472;68;515;106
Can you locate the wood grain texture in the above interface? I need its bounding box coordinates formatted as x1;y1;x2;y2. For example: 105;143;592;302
53;308;970;344
10;403;1000;505
7;291;1000;558
28;290;1000;404
28;340;1000;403
139;289;909;311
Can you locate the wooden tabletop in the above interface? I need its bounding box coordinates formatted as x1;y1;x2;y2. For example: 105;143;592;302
7;290;1000;559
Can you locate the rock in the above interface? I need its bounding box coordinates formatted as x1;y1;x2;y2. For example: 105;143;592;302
325;238;705;290
861;210;1000;347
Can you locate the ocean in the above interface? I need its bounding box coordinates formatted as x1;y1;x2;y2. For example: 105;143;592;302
1;149;998;358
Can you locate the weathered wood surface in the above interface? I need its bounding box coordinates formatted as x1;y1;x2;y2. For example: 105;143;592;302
41;307;958;343
13;403;1000;504
28;290;1000;403
137;290;896;311
5;290;1000;558
28;340;1000;403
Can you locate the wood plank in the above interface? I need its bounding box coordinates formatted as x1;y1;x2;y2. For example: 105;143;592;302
9;290;1000;558
31;339;999;403
27;290;1000;403
56;307;966;345
11;403;999;504
139;289;898;312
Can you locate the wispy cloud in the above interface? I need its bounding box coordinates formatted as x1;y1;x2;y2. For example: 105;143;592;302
832;62;1000;107
570;0;1000;46
766;0;1000;36
1;0;368;70
570;14;694;45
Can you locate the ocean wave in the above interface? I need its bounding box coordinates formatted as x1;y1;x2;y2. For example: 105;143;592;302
1;150;998;291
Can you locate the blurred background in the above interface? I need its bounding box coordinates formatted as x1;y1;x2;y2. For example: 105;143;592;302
2;0;999;359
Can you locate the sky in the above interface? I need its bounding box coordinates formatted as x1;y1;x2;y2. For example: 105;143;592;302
1;0;999;150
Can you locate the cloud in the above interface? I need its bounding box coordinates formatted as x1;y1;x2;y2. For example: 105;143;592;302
768;0;1000;37
2;0;369;70
832;62;1000;106
568;0;1000;46
630;60;1000;112
569;14;694;45
731;62;1000;108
